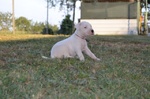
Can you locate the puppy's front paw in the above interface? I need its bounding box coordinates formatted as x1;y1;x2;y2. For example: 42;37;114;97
79;58;85;62
96;58;101;61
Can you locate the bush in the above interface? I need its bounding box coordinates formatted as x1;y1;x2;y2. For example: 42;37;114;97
59;15;74;35
42;28;54;35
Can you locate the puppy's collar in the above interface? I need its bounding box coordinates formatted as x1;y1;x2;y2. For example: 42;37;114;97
75;34;85;40
75;34;89;42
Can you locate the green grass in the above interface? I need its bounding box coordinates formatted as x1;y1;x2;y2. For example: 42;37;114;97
0;33;150;99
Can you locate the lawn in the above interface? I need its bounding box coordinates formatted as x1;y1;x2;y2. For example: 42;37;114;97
0;33;150;99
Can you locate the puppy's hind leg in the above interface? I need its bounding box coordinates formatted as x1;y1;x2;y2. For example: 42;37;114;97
76;51;85;61
63;54;74;59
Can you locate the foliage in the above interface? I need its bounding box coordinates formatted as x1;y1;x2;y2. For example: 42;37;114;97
47;0;59;7
42;27;54;34
14;16;59;34
39;24;59;34
47;0;79;23
15;17;31;32
67;0;77;23
0;12;12;31
59;15;74;35
31;22;45;34
49;25;59;33
0;34;150;98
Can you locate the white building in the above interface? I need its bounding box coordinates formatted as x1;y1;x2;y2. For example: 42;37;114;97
81;0;139;35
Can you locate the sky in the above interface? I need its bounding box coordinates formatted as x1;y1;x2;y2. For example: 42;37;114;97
0;0;81;26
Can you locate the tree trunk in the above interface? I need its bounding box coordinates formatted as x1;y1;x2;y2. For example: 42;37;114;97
72;0;76;24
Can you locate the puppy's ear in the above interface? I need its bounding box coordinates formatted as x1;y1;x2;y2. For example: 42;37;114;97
75;22;81;29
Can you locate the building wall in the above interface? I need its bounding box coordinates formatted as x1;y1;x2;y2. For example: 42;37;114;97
82;0;135;2
81;2;137;19
81;19;138;35
81;1;138;35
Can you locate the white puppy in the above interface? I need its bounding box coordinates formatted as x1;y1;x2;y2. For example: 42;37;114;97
50;21;100;61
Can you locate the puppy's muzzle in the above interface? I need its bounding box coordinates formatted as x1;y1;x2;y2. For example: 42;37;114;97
91;29;94;35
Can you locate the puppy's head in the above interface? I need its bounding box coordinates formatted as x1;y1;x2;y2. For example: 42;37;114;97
75;21;94;36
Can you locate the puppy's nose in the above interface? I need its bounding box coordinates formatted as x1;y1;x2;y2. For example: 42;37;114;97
91;29;94;33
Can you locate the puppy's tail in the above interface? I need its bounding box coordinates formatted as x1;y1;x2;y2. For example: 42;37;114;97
42;56;51;59
41;53;51;59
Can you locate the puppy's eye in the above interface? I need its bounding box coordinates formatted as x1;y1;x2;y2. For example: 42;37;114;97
84;27;87;29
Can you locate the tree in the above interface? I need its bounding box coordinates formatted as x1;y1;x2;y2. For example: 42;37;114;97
42;24;59;35
15;17;31;32
63;0;80;24
42;24;59;34
59;15;74;35
47;0;59;7
47;0;80;24
31;22;45;33
66;0;78;23
0;12;12;31
49;25;59;33
42;27;54;34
